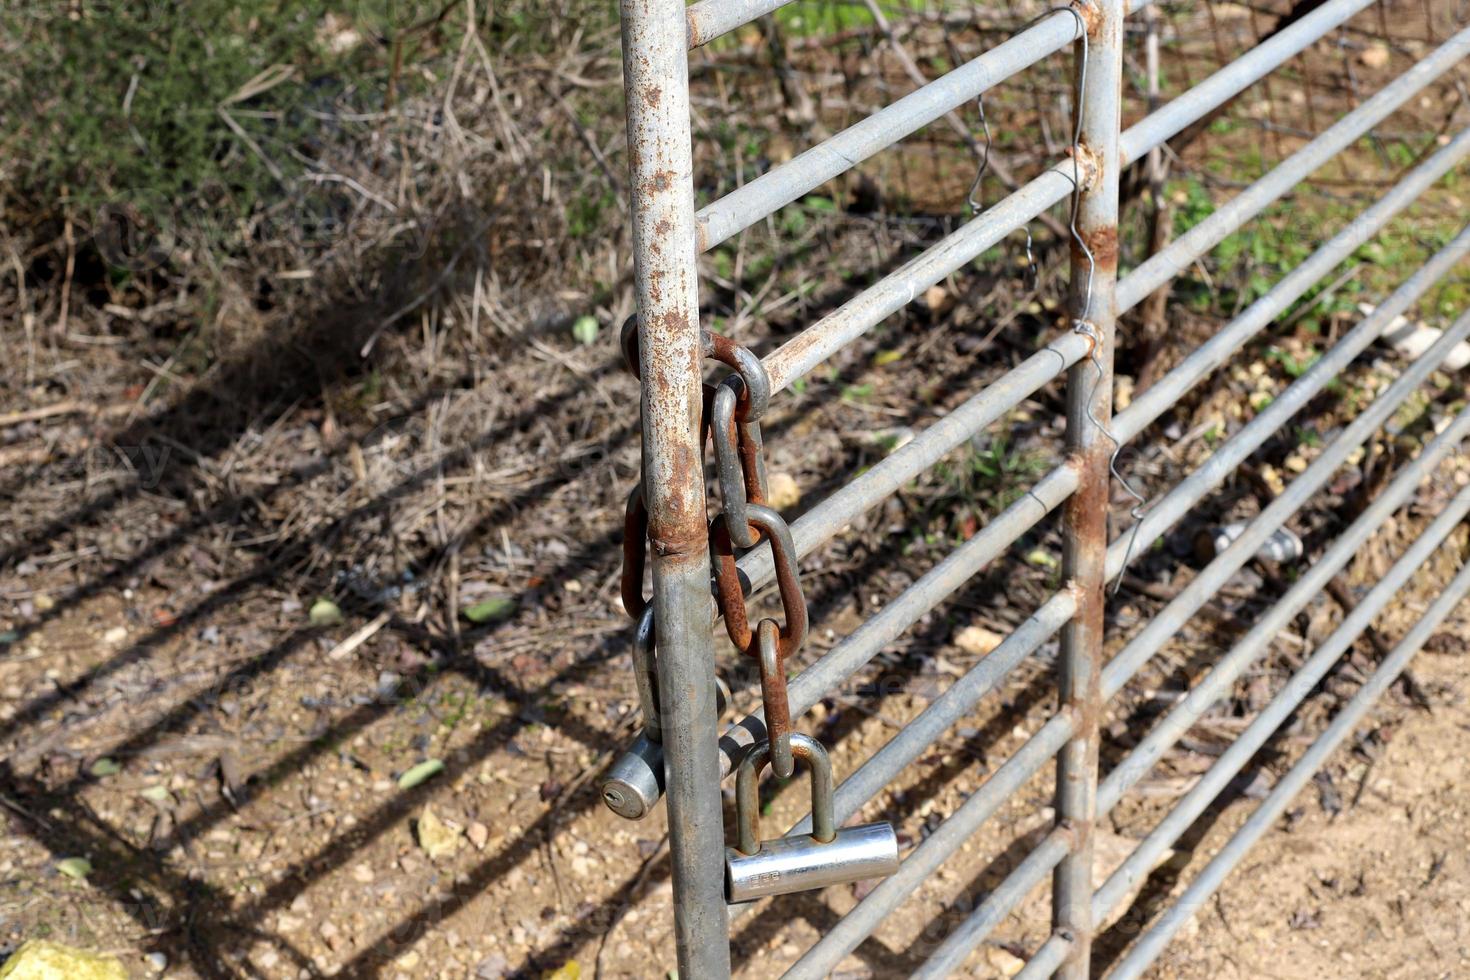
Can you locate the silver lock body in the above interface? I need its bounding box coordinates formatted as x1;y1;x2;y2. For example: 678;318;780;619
726;820;899;903
600;669;731;821
724;733;899;903
601;731;664;820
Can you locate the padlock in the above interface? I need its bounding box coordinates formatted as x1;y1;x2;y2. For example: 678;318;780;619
725;732;899;903
601;623;732;821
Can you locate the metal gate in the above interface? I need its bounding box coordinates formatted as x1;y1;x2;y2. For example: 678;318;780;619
603;0;1470;975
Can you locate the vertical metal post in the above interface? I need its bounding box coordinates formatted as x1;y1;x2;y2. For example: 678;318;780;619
618;1;732;976
1053;1;1121;977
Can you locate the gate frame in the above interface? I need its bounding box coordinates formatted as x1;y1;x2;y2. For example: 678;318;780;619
612;1;1470;976
618;0;730;974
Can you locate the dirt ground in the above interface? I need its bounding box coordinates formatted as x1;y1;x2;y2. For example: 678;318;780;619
3;2;1470;979
0;452;1466;980
1135;605;1470;980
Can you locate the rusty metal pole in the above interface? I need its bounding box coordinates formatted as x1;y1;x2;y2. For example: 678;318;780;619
618;0;731;975
1053;0;1121;977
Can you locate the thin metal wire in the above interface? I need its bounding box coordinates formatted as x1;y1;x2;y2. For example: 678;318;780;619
966;90;992;215
1038;6;1095;292
1042;3;1151;582
964;4;1093;288
948;5;993;219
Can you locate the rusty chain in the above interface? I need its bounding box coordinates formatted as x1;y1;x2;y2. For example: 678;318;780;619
618;317;808;778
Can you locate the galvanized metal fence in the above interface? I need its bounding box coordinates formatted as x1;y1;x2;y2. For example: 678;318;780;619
604;0;1470;975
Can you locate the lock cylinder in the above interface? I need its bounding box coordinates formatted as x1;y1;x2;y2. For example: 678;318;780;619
725;733;899;904
726;820;900;903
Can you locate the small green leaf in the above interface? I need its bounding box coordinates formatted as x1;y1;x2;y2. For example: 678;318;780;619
309;599;343;628
571;315;599;346
0;631;18;645
140;786;171;802
398;759;445;790
463;597;516;623
57;857;92;880
89;758;121;778
1024;548;1058;569
872;349;903;367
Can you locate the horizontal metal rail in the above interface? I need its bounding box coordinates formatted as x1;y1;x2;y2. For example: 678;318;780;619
1102;222;1470;592
914;825;1071;978
720;464;1079;780
1027;480;1470;972
1117;0;1377;162
1014;923;1075;980
696;8;1084;250
1093;334;1470;846
1094;475;1470;927
1114;123;1470;443
759;174;1094;394
740;336;1087;596
684;0;1171;49
1103;225;1470;682
697;0;1360;253
794;590;1078;834
784;712;1076;978
904;300;1470;980
730;591;1079;925
1110;550;1470;979
1095;326;1470;809
1116;24;1470;312
756;0;1379;397
686;0;796;48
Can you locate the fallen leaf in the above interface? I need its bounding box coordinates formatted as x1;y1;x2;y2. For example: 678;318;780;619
1359;43;1390;69
464;596;517;623
921;284;953;315
0;940;127;979
1024;548;1058;569
571;316;599;346
397;759;445;790
57;857;93;880
416;806;462;860
954;625;1004;657
89;758;121;778
983;946;1025;977
766;472;801;510
308;598;343;627
542;961;581;980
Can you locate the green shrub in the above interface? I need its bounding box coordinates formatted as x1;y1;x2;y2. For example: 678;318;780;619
1;2;431;251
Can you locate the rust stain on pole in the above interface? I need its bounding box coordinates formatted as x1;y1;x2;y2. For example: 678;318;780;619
1054;0;1122;976
618;0;729;972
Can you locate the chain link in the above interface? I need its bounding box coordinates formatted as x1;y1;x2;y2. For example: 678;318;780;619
619;317;807;777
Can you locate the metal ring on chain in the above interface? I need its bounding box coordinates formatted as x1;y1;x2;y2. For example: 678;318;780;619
620;484;650;620
619;316;772;424
713;381;770;549
757;618;795;778
620;322;805;789
631;606;660;741
705;332;771;423
709;503;809;660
